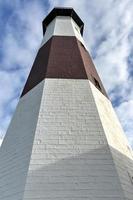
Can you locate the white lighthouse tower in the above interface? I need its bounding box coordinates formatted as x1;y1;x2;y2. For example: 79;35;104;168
0;7;133;200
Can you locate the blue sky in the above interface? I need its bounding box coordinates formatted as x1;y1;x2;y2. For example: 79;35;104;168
0;0;133;147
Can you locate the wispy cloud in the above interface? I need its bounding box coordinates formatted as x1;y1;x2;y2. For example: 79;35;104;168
0;0;133;147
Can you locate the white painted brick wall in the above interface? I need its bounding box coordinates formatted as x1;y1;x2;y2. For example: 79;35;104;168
0;81;44;200
23;79;126;200
0;78;130;200
90;81;133;200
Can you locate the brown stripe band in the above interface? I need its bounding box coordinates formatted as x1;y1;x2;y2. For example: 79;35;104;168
21;36;107;98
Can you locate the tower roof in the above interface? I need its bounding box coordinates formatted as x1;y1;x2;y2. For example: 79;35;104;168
42;7;84;35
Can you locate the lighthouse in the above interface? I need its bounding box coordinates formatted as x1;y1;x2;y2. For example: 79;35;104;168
0;7;133;200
